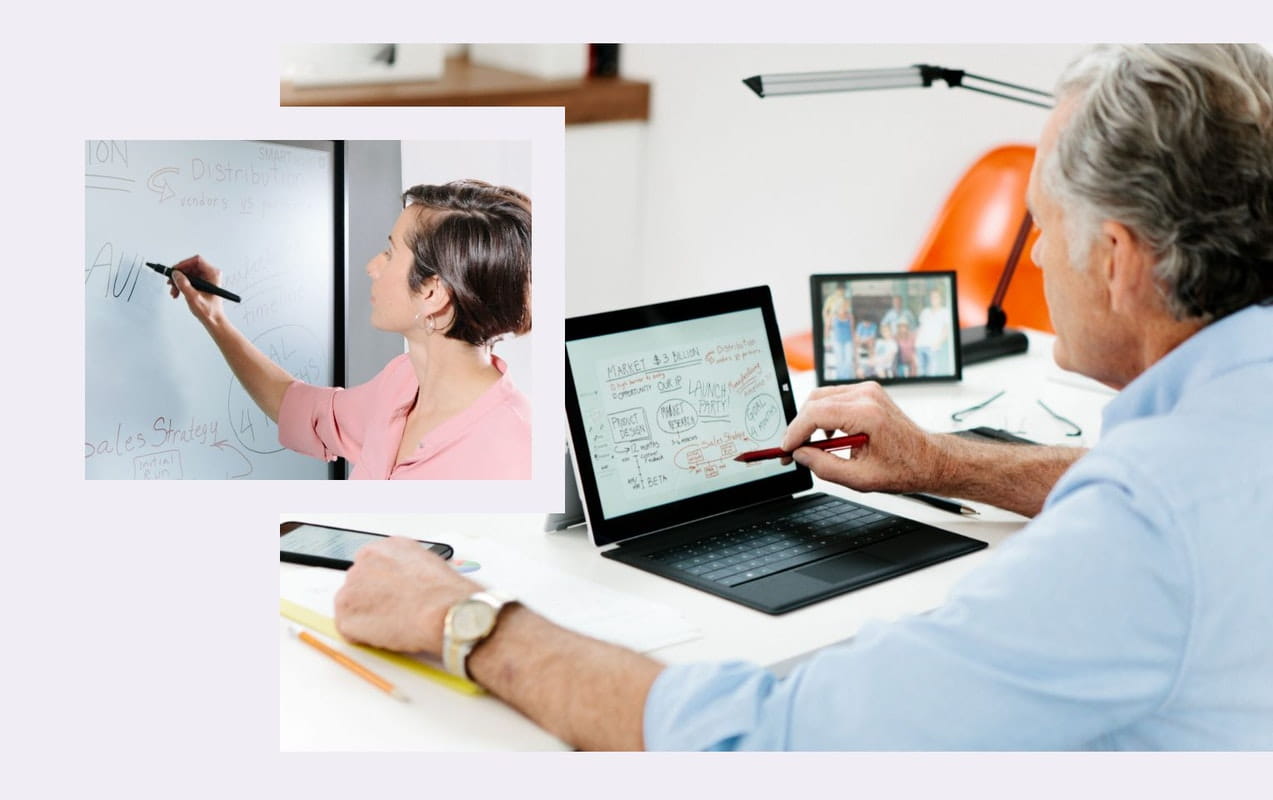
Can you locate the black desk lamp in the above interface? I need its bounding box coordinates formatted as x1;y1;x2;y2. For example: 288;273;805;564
743;64;1054;364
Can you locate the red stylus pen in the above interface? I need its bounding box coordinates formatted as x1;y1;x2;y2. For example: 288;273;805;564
733;433;869;463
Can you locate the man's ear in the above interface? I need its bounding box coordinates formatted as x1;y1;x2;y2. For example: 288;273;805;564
1102;220;1155;315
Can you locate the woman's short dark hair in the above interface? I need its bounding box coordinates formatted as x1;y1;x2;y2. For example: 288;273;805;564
401;179;531;346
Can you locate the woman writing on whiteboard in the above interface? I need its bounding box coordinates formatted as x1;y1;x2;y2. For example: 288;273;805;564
169;179;532;479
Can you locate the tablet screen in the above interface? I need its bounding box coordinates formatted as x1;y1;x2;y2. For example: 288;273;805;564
565;286;809;546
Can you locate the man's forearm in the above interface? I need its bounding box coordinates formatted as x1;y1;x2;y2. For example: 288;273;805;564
467;606;664;751
930;435;1086;517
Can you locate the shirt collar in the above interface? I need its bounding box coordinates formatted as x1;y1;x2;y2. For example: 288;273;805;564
1102;304;1273;433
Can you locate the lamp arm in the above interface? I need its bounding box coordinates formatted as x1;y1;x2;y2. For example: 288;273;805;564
917;65;1055;109
743;64;1054;106
956;85;1055;110
959;70;1054;100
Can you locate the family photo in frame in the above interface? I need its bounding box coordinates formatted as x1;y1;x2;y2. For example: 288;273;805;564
811;271;962;386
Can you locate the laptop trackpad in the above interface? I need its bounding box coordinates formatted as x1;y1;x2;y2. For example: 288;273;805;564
796;551;894;584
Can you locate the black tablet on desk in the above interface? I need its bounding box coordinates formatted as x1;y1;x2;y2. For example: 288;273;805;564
564;285;986;614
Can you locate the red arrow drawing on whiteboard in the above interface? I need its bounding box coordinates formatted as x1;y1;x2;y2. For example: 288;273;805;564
211;440;253;479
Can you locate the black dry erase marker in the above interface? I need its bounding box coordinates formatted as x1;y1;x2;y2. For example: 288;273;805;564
146;262;242;303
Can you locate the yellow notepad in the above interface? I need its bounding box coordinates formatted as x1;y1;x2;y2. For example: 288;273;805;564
280;598;482;696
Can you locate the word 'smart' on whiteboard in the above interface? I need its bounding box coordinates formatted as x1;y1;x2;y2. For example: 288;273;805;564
84;140;335;479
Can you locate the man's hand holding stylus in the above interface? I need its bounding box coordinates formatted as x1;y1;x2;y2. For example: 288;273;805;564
782;382;951;494
785;382;1083;517
169;254;225;329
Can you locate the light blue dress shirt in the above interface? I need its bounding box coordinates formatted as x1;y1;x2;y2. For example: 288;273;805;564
644;304;1273;750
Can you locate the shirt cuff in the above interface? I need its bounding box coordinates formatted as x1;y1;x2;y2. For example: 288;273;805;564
643;661;785;751
277;380;340;461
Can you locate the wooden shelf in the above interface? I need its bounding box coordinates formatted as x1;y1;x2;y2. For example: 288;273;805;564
280;55;650;125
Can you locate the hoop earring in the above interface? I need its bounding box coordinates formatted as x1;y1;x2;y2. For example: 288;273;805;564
426;314;436;334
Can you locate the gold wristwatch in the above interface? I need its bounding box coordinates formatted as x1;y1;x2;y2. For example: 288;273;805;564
442;590;516;681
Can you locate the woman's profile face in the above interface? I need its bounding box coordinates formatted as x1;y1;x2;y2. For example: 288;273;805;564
366;209;429;333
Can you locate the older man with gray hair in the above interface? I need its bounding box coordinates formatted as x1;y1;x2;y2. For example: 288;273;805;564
334;44;1273;750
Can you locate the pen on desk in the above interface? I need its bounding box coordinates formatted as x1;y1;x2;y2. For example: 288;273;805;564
902;493;979;516
288;624;409;702
146;262;242;303
734;433;869;463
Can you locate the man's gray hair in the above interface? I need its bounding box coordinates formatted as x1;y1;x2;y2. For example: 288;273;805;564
1043;44;1273;321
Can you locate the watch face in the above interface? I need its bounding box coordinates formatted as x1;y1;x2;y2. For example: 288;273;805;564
452;600;497;640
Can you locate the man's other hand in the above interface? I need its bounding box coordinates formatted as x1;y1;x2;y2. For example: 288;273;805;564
334;537;481;654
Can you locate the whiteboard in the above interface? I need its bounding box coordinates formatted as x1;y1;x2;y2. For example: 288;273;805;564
84;140;336;479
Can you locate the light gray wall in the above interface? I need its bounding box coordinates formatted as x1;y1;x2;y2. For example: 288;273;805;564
563;122;648;317
344;140;407;387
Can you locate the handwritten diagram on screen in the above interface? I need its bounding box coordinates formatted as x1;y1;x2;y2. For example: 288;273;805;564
569;308;793;519
84;140;335;479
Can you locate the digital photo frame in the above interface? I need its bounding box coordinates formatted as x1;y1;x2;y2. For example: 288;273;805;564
810;271;962;386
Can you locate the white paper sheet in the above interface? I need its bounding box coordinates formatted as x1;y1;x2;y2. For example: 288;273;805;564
280;533;701;654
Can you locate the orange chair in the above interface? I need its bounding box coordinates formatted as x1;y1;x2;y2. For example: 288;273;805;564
784;144;1052;373
782;330;816;372
909;144;1052;334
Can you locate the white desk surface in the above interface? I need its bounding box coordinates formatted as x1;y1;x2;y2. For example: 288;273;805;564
281;331;1115;751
